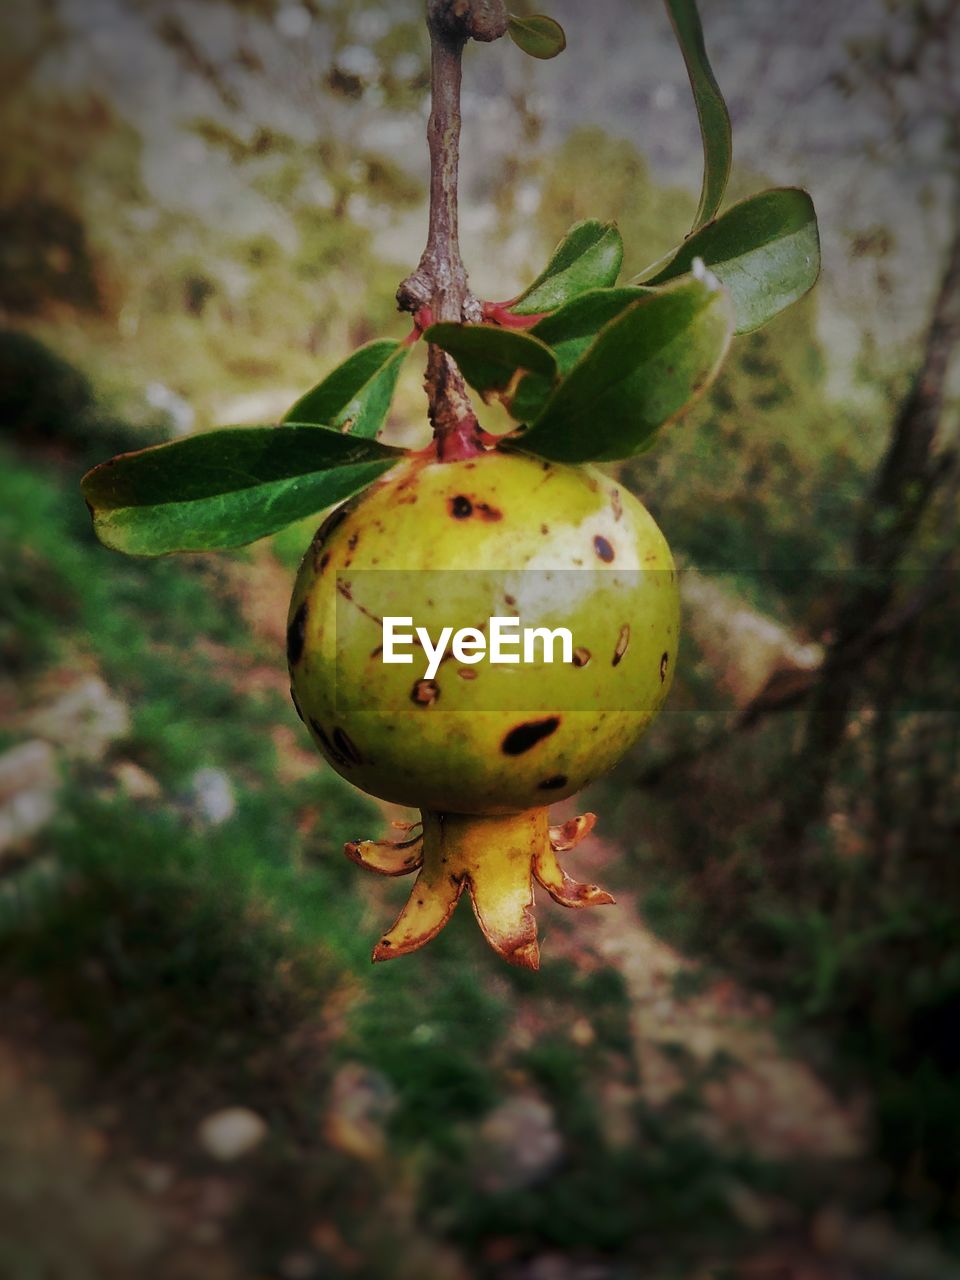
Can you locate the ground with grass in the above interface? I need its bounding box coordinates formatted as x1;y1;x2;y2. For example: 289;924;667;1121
2;425;957;1279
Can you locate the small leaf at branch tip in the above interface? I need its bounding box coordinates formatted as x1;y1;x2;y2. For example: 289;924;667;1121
507;13;566;59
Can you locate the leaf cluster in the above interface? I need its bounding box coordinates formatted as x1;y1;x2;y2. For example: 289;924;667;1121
81;0;821;557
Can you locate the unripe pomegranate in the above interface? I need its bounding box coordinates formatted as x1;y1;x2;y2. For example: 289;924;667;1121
287;449;678;968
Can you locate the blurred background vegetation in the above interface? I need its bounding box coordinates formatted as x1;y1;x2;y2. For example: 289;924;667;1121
1;1;958;1277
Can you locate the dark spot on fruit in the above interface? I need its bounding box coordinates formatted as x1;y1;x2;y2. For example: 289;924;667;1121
613;624;630;666
450;495;473;519
347;531;360;551
501;716;560;755
290;686;304;722
311;720;346;766
538;774;568;790
465;461;477;469
318;551;331;572
572;647;591;668
540;523;549;535
504;593;516;607
315;505;348;547
411;678;440;706
286;601;308;666
594;535;615;563
475;501;502;521
370;644;383;659
610;489;623;521
379;938;392;948
333;727;363;765
457;668;478;680
659;651;669;683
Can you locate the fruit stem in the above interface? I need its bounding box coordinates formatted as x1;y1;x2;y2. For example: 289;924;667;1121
397;2;507;460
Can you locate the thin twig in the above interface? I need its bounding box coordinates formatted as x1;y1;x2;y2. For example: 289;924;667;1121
397;1;506;459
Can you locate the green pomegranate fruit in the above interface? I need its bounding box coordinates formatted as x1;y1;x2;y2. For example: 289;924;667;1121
287;448;679;968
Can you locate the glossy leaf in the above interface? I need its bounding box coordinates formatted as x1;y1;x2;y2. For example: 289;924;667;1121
507;14;566;59
282;339;407;438
424;322;557;408
665;0;732;230
82;425;403;556
509;220;623;315
637;188;821;333
510;271;735;462
511;286;656;421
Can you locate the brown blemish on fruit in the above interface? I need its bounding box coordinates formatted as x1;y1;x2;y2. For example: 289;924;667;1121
336;579;383;626
286;600;308;666
659;651;669;683
538;774;568;790
333;727;363;765
457;668;478;680
501;716;560;755
613;624;630;666
311;719;346;767
314;505;348;547
411;678;440;706
594;535;615;563
610;489;622;521
448;494;502;522
317;551;331;573
572;646;591;668
347;531;360;552
540;523;549;535
504;593;516;607
370;644;383;659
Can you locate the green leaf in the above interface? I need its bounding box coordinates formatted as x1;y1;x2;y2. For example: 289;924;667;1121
665;0;732;230
637;188;821;333
511;286;656;421
423;322;557;409
510;220;624;315
509;271;734;462
281;339;407;438
81;425;403;556
507;14;566;59
531;286;657;374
